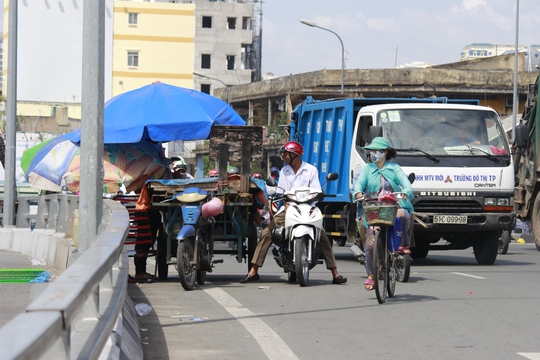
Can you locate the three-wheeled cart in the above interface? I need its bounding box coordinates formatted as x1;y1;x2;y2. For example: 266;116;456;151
145;126;265;285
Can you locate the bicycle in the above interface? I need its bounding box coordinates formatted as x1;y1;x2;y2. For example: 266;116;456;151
358;195;410;304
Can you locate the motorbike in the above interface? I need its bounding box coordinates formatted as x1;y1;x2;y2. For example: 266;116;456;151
175;187;223;291
266;172;339;287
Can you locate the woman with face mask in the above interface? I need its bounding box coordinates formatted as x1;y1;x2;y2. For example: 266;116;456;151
352;137;414;291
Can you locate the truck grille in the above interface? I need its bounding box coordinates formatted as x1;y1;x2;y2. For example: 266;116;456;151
412;199;483;213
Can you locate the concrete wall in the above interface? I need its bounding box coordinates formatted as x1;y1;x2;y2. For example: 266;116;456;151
433;52;527;71
0;228;73;274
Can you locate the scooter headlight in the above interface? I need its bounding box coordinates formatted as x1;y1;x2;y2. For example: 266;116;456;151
289;189;317;202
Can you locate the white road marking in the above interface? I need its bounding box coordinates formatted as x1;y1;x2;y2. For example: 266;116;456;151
204;284;299;360
517;353;540;359
450;272;486;279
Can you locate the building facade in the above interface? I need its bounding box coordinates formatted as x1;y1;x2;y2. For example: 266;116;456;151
192;0;254;99
112;1;196;96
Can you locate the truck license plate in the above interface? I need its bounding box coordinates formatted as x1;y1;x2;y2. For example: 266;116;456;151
433;215;467;224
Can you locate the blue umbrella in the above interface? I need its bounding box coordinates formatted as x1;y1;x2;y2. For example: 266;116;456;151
22;135;169;193
65;82;245;144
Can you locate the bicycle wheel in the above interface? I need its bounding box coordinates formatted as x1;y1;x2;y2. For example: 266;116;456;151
372;229;388;304
387;253;396;298
397;253;411;282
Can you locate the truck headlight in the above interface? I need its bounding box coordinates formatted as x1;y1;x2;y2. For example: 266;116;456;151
484;198;496;206
497;198;510;206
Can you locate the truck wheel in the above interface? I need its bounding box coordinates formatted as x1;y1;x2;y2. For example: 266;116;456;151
473;230;498;265
533;196;540;251
497;230;510;255
411;246;429;259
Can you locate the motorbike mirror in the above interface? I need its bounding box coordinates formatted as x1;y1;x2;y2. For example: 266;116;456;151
408;173;415;185
326;172;339;181
266;177;277;187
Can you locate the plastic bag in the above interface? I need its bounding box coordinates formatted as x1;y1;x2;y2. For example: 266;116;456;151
378;189;398;203
135;303;153;316
29;270;51;283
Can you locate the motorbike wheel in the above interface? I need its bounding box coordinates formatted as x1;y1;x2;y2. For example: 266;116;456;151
196;269;206;285
294;236;310;287
396;253;411;283
498;230;510;255
287;272;297;283
387;254;396;298
177;237;196;291
372;229;388;304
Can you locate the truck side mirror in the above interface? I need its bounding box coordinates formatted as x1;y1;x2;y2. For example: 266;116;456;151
515;124;529;149
408;173;415;185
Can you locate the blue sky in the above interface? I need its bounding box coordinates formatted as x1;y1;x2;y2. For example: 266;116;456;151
1;1;537;78
260;0;540;77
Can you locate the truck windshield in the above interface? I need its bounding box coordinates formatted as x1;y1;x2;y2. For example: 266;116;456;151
380;109;509;156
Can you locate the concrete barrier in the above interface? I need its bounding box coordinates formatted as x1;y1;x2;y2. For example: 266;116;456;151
0;197;142;360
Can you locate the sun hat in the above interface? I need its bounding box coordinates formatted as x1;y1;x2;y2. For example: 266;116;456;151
364;137;390;150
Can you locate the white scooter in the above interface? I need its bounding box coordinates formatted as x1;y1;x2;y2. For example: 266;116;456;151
267;172;339;287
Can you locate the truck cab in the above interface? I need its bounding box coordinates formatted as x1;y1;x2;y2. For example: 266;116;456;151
351;103;515;264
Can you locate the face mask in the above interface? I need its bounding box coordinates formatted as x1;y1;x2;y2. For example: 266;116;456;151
370;150;386;163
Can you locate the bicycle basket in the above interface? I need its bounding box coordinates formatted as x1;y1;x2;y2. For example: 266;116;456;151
364;201;398;226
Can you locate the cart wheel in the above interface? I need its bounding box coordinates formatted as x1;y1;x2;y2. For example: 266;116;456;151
156;234;168;279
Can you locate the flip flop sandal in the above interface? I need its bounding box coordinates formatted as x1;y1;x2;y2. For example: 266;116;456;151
398;246;411;254
364;278;375;291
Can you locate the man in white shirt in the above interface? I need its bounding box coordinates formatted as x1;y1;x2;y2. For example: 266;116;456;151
240;141;347;284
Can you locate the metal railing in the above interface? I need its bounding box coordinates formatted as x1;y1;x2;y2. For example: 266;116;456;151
0;199;130;359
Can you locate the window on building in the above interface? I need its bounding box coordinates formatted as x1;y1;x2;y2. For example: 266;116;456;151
226;55;235;70
201;54;211;69
201;84;211;94
202;16;212;28
227;17;236;29
242;17;251;30
128;13;138;25
128;51;139;67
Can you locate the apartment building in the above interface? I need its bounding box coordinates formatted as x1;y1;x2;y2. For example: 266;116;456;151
112;1;196;96
192;0;255;98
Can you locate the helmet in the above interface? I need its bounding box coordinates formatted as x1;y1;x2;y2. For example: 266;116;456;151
278;141;303;157
227;166;239;175
270;166;280;174
252;173;263;179
208;169;219;178
173;160;187;172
